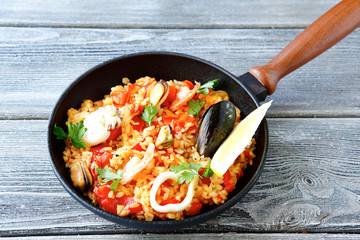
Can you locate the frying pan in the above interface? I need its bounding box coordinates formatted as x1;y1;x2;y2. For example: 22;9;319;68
48;0;360;231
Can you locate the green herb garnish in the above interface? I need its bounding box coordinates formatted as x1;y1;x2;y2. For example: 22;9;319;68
141;103;158;126
53;121;87;149
169;161;202;184
96;168;123;192
196;78;219;95
202;161;214;178
188;99;205;120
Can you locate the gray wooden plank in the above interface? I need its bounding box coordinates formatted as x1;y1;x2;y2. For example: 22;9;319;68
1;118;360;236
0;27;359;119
2;233;360;240
0;0;339;28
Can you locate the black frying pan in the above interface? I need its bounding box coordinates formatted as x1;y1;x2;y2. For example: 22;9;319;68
48;0;360;231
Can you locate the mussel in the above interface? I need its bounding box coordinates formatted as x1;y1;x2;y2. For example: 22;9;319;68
196;100;236;157
155;125;174;149
70;160;93;192
149;81;169;107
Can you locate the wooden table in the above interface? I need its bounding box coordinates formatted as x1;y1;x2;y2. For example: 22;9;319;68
1;0;360;239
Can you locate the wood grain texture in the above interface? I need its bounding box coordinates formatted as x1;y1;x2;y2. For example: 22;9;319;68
3;233;360;240
1;118;360;236
0;27;359;119
0;0;338;28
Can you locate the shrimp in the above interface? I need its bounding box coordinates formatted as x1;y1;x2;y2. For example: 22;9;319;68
169;82;201;111
121;142;155;184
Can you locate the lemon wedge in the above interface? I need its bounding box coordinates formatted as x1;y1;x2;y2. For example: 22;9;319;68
211;100;273;177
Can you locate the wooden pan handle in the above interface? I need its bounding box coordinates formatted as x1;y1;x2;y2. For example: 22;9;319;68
249;0;360;95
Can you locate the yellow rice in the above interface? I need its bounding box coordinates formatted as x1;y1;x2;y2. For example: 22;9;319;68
62;76;255;221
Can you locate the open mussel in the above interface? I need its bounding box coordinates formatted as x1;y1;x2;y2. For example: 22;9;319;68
150;81;169;107
155;125;174;149
70;160;93;192
196;100;236;157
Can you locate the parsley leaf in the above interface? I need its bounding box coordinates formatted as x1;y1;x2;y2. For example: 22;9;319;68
141;103;158;126
53;125;68;140
53;121;87;149
188;99;205;120
96;168;123;192
202;161;214;178
196;78;219;95
169;161;202;184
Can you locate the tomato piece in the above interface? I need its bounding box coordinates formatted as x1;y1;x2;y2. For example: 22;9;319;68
131;116;145;132
162;116;177;125
111;90;128;107
118;196;142;214
126;84;136;103
161;199;180;205
198;168;211;185
187;202;202;216
183;80;194;89
90;147;112;168
94;185;118;214
101;196;118;215
94;184;110;199
165;85;177;103
162;114;196;133
128;203;142;214
107;127;122;141
223;170;235;193
94;185;142;215
100;151;112;166
132;142;145;151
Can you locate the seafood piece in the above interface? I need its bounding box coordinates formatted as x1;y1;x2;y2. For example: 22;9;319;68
121;143;155;184
169;82;201;111
196;101;236;157
149;81;169;107
70;160;93;192
150;171;199;213
155;125;173;149
83;105;121;146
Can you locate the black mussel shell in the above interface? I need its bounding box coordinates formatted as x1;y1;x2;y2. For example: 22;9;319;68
196;100;236;157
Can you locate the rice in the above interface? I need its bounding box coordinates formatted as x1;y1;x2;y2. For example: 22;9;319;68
61;76;256;221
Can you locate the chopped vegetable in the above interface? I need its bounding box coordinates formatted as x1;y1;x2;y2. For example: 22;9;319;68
93;184;142;215
96;167;123;192
141;103;158;126
169;161;202;184
188;99;205;120
196;78;219;95
91;150;112;168
111;89;128;107
202;161;214;178
53;121;87;149
186;202;202;216
223;170;235;192
131;116;146;132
